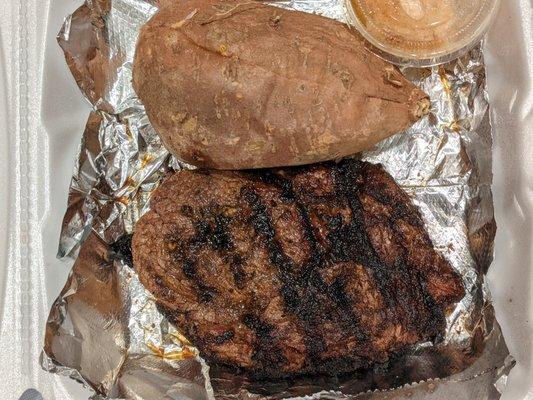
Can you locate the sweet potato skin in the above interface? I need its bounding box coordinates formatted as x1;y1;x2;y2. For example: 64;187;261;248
133;0;429;169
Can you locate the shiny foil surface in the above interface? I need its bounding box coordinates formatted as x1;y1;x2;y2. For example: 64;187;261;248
41;0;514;398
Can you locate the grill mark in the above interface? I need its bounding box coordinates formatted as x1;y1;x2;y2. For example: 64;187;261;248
210;213;250;288
331;162;434;344
257;171;322;281
361;164;446;336
213;330;235;345
242;314;287;368
419;279;445;339
390;243;445;338
242;186;323;363
279;283;301;310
212;214;233;251
242;175;372;362
171;209;250;291
364;184;393;205
277;166;369;342
243;314;274;339
390;202;420;225
182;258;218;302
166;217;225;303
333;161;400;308
240;187;296;279
255;170;295;202
229;254;246;289
241;186;303;366
328;277;353;310
388;256;442;337
362;168;421;227
308;260;368;341
295;290;328;360
334;160;445;339
187;220;210;250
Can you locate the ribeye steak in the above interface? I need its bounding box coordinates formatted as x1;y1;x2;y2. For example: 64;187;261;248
132;159;464;377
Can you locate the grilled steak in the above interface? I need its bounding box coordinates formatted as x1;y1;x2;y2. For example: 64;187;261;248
132;159;464;377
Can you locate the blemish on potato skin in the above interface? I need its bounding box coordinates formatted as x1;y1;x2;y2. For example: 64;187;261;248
171;112;188;123
182;116;198;133
226;136;240;145
219;44;229;56
223;60;239;80
246;139;267;152
265;123;274;133
171;20;187;29
299;45;312;68
269;14;281;28
339;70;353;89
190;151;205;162
385;67;404;87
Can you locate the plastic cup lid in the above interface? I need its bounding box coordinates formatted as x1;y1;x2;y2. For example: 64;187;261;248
346;0;501;66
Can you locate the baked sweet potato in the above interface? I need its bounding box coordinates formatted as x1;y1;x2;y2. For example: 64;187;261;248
133;0;430;169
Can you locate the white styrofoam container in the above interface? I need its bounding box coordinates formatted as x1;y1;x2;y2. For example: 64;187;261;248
0;0;531;399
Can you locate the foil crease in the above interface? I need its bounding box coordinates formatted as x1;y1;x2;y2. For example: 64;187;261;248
42;0;513;399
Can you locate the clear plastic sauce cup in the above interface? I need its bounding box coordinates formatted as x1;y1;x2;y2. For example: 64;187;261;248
346;0;501;66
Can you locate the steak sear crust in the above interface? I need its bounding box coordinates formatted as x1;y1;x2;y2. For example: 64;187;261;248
132;159;464;378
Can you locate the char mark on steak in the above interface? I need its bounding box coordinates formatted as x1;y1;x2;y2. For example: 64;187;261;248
132;159;465;378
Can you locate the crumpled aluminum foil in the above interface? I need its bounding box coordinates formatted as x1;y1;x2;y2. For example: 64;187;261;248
41;0;514;399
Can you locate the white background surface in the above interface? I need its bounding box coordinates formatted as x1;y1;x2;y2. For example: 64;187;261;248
0;0;531;399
